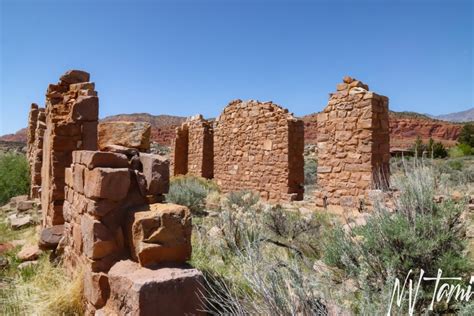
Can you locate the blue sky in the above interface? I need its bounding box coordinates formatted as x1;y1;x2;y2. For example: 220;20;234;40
0;0;472;135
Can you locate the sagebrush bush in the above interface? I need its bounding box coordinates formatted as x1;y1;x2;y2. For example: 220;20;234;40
0;153;29;204
165;175;218;214
323;161;472;313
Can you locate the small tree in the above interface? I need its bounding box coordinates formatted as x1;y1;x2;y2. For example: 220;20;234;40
432;141;448;158
458;123;474;147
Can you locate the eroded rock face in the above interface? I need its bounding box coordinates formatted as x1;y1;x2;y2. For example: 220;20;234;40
315;77;390;211
214;100;304;202
41;70;99;227
102;260;204;316
98;121;151;152
126;203;192;267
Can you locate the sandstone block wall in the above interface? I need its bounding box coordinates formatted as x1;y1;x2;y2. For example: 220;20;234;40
41;70;99;227
214;100;304;201
170;115;213;178
315;77;390;210
61;149;188;313
28;105;46;198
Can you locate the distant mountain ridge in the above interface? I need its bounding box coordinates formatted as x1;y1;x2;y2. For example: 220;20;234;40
430;108;474;123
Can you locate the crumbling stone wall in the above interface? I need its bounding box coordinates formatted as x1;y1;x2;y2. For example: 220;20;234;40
315;77;390;210
41;70;99;227
214;100;304;201
170;115;213;178
60;149;201;314
27;105;46;198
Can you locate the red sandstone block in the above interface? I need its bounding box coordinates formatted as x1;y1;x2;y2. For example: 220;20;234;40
65;167;73;187
126;203;192;267
86;198;119;217
73;163;85;194
84;168;130;201
71;96;98;122
83;268;109;308
81;214;118;260
74;150;129;169
60;70;90;84
82;122;98;151
69;82;95;92
139;153;169;195
103;260;204;316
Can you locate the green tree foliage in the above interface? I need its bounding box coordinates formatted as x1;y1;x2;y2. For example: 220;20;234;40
0;153;30;205
458;123;474;147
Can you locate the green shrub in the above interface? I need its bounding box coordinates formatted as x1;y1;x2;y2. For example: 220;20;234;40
0;153;29;205
458;123;474;147
323;162;472;313
165;175;218;214
431;141;448;158
304;158;317;185
449;144;473;158
448;159;464;171
222;190;260;212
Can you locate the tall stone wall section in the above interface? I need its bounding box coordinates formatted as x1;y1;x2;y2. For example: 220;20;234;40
170;115;213;179
214;100;304;202
27;105;46;198
41;70;99;227
315;77;390;210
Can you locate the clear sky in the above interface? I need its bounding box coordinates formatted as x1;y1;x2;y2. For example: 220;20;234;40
0;0;472;135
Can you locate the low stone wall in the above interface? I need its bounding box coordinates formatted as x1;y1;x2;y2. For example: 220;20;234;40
315;77;390;211
60;149;202;314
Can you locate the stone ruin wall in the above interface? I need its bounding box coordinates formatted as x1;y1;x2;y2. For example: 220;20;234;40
315;77;390;211
27;69;203;315
214;100;304;202
27;104;46;198
41;70;99;227
170;115;213;179
59;149;203;314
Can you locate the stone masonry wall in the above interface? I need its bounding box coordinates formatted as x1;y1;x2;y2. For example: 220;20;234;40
214;100;304;202
60;150;202;314
41;70;99;227
170;115;213;179
28;106;46;198
315;77;390;210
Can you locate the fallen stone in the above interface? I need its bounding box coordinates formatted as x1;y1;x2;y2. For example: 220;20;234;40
17;244;41;262
127;203;192;267
38;225;64;250
10;215;32;230
0;242;14;254
104;260;204;316
98;121;151;152
9;195;28;208
17;200;35;212
18;260;39;270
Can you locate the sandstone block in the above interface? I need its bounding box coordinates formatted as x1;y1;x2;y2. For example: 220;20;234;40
60;70;90;84
73;163;86;194
98;121;151;152
38;225;64;250
71;96;98;122
81;215;118;260
17;244;41;262
74;150;129;169
127;203;192;267
84;268;110;308
139;153;169;195
84;168;130;201
105;260;204;316
82;122;98;151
